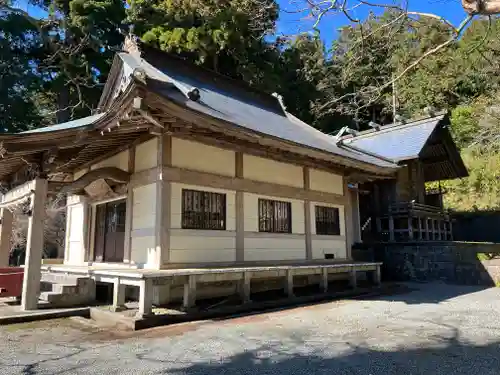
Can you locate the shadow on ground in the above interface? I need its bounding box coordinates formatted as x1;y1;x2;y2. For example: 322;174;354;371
355;282;492;305
148;329;500;375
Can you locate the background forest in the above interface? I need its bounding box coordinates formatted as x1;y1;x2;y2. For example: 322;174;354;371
2;0;500;212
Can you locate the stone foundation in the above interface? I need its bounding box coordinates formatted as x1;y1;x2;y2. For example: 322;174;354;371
357;242;500;286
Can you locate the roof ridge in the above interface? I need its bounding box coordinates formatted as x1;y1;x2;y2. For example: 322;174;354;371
343;113;446;142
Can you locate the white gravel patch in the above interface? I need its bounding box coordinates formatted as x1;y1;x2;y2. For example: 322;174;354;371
1;283;500;374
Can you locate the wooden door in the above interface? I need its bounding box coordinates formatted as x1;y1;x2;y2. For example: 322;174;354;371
94;199;126;262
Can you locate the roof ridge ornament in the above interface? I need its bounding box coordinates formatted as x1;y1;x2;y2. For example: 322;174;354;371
123;33;141;57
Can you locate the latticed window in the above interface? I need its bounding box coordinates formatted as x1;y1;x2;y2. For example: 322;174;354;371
181;189;226;230
258;199;292;233
315;206;341;235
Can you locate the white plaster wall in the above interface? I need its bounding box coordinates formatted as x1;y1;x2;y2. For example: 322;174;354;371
130;236;155;266
169;182;236;263
91;150;129;171
244;237;305;261
171;138;235;176
243;193;304;234
309;168;344;195
65;203;86;265
130;184;157;266
243;155;303;188
311;239;347;260
135;138;157;172
243;193;305;261
169;235;236;263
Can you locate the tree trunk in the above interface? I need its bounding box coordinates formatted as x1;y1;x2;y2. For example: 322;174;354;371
462;0;500;15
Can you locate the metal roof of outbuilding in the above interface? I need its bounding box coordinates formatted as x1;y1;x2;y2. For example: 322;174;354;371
342;115;445;162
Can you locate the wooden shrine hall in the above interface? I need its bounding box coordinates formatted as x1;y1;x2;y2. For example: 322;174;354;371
338;114;468;243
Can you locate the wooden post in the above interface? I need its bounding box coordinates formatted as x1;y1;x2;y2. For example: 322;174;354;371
407;217;414;240
449;219;453;241
285;269;294;297
425;218;430;241
437;220;442;240
320;268;329;293
350;268;357;289
156;134;172;267
21;179;48;311
183;275;197;309
235;152;244;262
239;272;252;303
112;278;126;312
123;145;135;263
374;265;382;285
430;219;435;240
0;208;13;267
137;279;154;318
304;167;312;260
388;216;395;242
418;217;423;241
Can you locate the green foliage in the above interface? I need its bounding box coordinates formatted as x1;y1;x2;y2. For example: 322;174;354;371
128;0;281;92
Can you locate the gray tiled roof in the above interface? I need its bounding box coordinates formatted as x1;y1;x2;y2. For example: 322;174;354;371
117;51;397;169
342;116;445;162
21;113;105;134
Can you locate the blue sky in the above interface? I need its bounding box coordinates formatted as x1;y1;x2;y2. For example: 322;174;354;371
276;0;468;45
17;0;468;47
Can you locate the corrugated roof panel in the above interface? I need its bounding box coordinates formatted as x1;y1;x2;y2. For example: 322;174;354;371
343;117;442;162
20;113;105;134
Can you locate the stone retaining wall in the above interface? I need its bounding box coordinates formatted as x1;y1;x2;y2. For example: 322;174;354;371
354;242;500;286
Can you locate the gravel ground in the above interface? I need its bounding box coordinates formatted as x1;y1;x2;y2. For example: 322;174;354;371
1;282;500;375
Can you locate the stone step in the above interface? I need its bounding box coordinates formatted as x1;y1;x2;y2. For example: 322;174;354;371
41;273;82;285
52;284;78;294
39;291;63;303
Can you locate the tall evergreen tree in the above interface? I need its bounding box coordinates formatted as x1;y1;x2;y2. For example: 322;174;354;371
127;0;282;92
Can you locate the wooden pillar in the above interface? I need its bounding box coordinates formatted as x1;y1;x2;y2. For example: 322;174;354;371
21;179;48;311
285;269;294;297
351;189;362;243
303;167;312;260
431;219;436;240
235;152;244;262
449;219;453;241
320;268;329;293
425;218;430;241
0;208;13;267
239;272;252;303
156;135;172;267
374;265;382;285
418;217;423;240
407;217;413;240
344;181;354;258
183;275;197;309
437;220;442;240
349;268;358;289
112;278;126;312
137;278;154;318
388;216;395;242
123;145;135;263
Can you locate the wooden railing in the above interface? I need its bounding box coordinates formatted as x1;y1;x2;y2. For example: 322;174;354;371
389;201;449;217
